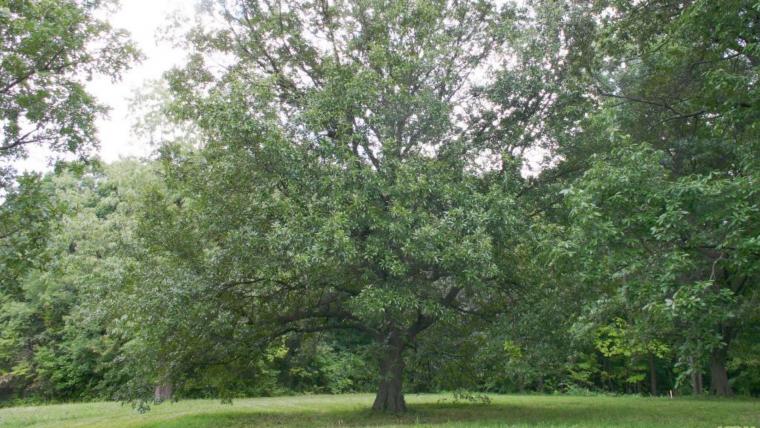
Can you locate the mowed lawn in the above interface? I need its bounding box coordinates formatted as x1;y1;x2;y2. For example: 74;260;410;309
1;393;758;428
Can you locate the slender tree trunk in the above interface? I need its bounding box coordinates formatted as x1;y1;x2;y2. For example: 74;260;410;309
648;353;657;396
372;333;406;412
709;347;732;396
696;371;703;394
689;356;703;395
705;260;736;396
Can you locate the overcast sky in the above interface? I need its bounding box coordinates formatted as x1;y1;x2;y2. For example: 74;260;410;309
16;0;196;173
15;0;544;176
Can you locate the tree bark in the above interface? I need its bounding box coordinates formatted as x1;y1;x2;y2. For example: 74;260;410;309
154;383;172;402
689;356;703;395
648;353;657;396
372;333;406;412
709;346;732;396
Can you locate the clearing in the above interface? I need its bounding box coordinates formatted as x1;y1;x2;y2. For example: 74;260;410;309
0;393;758;427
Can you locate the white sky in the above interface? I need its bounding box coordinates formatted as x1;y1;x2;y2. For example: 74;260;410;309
14;0;545;176
16;0;196;173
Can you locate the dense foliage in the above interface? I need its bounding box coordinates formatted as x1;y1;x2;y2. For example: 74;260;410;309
0;0;139;186
1;0;758;411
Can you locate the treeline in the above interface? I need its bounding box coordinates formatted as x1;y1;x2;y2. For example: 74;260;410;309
1;0;759;409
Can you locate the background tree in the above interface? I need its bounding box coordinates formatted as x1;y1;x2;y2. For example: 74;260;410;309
572;0;759;395
0;0;139;187
0;0;139;400
0;162;158;400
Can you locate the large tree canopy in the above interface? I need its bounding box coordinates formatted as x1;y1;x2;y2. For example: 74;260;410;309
133;0;558;412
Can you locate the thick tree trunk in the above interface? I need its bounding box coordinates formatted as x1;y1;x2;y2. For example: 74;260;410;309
154;383;172;402
709;347;732;396
648;353;657;396
372;334;406;412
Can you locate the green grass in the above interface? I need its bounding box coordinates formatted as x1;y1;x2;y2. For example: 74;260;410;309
0;393;758;428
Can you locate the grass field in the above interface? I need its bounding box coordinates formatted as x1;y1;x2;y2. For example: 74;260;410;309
0;393;758;428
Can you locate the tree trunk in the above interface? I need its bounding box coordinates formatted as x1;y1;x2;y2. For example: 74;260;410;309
154;383;172;402
372;333;406;412
689;356;703;395
696;371;703;394
648;353;657;396
709;347;732;396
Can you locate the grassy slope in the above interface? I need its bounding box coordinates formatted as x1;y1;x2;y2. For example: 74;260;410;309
0;393;758;428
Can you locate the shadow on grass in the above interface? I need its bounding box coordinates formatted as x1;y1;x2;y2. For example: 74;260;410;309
138;399;728;428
